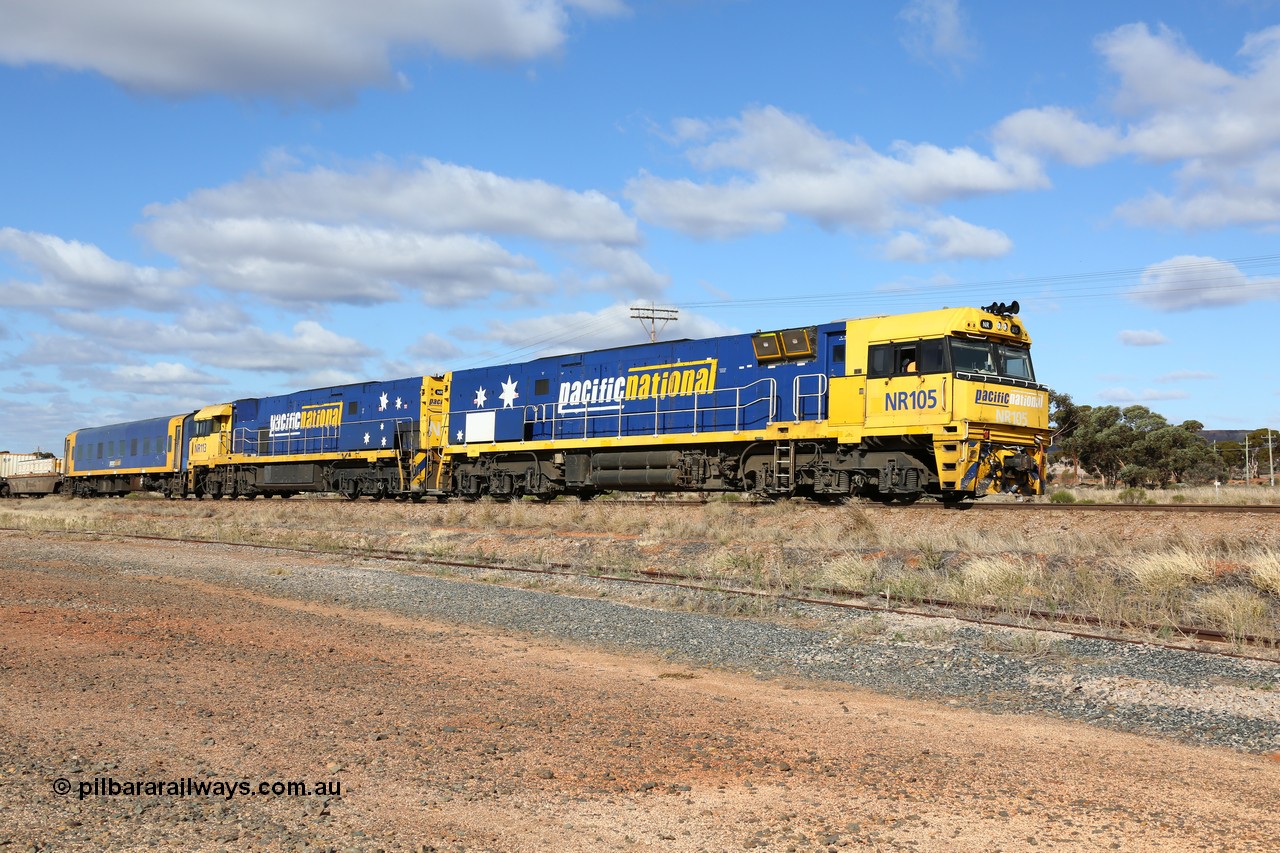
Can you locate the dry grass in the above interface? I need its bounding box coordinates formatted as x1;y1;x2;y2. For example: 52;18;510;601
1246;548;1280;596
1194;589;1272;644
1125;548;1215;595
951;555;1043;606
1047;484;1280;505
2;494;1279;650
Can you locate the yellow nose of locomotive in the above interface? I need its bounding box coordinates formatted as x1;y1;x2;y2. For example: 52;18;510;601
962;441;1045;497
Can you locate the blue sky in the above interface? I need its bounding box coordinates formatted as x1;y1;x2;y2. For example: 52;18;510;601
3;0;1280;453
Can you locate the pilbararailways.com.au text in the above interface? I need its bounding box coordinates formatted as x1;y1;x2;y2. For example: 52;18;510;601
53;776;341;801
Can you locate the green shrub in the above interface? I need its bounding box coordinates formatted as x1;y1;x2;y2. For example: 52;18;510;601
1118;487;1147;505
1049;490;1076;504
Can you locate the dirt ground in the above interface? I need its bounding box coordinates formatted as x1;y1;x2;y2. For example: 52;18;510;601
2;535;1279;852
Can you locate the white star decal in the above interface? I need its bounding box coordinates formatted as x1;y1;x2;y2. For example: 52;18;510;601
499;376;519;409
380;422;385;431
456;430;464;442
473;387;488;408
380;436;387;447
378;392;388;411
395;396;403;410
363;432;371;445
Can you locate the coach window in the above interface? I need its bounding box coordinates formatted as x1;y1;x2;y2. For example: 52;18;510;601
131;439;138;456
97;442;103;460
347;401;359;416
535;378;549;396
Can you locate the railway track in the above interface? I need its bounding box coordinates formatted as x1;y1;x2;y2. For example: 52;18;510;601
7;525;1278;663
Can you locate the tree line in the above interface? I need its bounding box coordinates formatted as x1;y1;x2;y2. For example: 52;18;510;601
1050;391;1278;488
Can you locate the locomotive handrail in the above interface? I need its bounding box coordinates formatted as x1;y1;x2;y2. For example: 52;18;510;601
521;377;778;441
953;371;1047;391
231;416;411;457
792;373;827;421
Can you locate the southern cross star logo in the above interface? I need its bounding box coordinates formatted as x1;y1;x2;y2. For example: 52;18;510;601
363;432;371;445
499;376;519;409
474;387;488;408
456;429;464;442
378;392;388;411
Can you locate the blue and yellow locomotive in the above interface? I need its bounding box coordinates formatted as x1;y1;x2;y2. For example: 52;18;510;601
60;303;1049;504
431;302;1048;503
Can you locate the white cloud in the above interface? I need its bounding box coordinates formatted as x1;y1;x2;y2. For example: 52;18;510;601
1097;387;1190;403
627;106;1038;256
106;362;229;394
141;158;658;307
408;333;464;363
150;159;639;244
1131;255;1280;311
993;107;1122;168
992;22;1280;232
1117;329;1169;346
0;228;192;311
898;0;978;71
26;313;377;377
473;303;736;360
885;216;1013;262
0;0;627;100
1;378;65;395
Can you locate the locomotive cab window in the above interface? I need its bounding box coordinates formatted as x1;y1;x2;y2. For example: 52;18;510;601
867;345;893;378
949;339;997;375
948;338;1036;382
916;338;945;373
997;344;1034;380
869;340;946;377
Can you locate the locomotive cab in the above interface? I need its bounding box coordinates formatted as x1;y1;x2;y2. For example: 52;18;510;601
830;304;1049;501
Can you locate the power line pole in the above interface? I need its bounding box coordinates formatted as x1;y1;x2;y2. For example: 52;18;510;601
1269;429;1275;488
630;305;678;343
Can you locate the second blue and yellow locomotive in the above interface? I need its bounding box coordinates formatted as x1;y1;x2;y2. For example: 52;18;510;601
60;303;1050;504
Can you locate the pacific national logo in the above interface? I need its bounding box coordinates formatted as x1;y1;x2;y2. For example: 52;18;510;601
556;359;718;413
625;358;717;401
269;402;343;435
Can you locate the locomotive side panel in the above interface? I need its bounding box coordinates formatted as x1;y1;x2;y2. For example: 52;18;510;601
447;324;843;452
185;376;426;499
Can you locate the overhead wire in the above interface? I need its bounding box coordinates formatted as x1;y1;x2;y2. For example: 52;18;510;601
456;253;1280;367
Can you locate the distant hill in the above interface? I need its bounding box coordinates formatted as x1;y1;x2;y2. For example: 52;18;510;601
1200;430;1248;444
